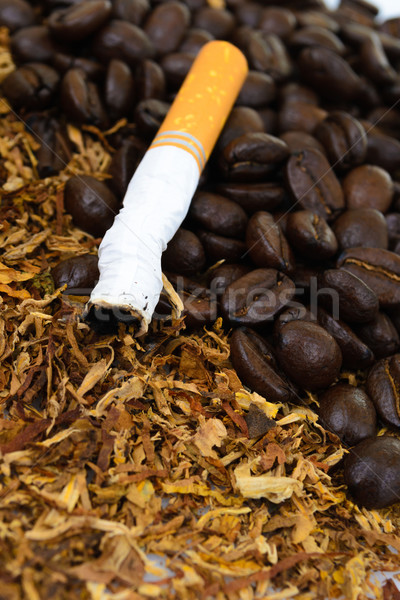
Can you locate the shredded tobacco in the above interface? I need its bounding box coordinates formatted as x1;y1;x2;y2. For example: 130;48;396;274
0;29;399;600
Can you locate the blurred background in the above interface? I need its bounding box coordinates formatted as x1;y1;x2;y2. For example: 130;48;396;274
324;0;399;19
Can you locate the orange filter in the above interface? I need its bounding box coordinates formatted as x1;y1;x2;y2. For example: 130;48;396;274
149;40;248;173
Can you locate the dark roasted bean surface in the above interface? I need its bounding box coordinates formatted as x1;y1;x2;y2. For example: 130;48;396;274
5;0;400;510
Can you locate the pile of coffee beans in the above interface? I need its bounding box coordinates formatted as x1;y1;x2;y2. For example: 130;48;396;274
3;0;400;509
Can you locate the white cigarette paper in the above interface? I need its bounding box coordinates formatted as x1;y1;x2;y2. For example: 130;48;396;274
85;41;248;335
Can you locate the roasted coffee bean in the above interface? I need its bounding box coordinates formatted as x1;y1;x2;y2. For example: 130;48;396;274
286;210;337;260
2;63;59;110
230;327;293;402
198;230;246;263
220;132;289;181
52;53;104;80
236;71;276;107
27;114;72;177
179;27;213;53
258;7;296;39
242;31;291;80
193;7;235;39
317;306;375;370
289;25;346;54
11;26;62;64
218;106;264;152
48;0;112;41
235;2;262;28
91;20;154;65
318;268;379;323
246;211;294;272
182;292;215;329
275;320;342;391
273;304;316;338
356;312;400;359
278;101;327;134
0;0;35;31
104;60;134;121
318;383;377;446
280;131;325;155
360;32;397;85
367;353;400;428
60;68;108;128
64;175;120;238
108;138;144;198
291;263;321;295
280;82;319;105
134;99;170;138
160;52;194;88
344;436;400;508
337;247;400;309
333;209;388;250
216;182;284;214
112;0;150;26
208;263;250;296
144;1;190;55
297;46;363;101
52;254;99;293
285;147;345;220
136;59;166;100
189;192;247;238
315;111;367;170
162;228;205;275
221;268;295;326
343;165;393;212
296;9;339;31
365;129;400;174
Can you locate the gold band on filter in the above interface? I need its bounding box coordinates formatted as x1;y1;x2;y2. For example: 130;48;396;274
148;40;248;173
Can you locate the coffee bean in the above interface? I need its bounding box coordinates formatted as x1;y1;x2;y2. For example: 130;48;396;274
52;254;99;293
179;28;214;54
104;59;134;121
275;320;342;391
273;303;316;338
48;0;112;42
360;32;397;85
289;25;346;54
162;228;205;275
318;268;379;323
198;230;246;263
108;138;144;198
315;111;367;170
91;20;155;65
386;212;400;251
259;7;296;39
230;327;293;403
367;353;400;428
366;129;400;174
60;68;108;128
246;211;294;272
112;0;150;26
235;2;262;28
2;63;59;110
356;312;400;359
11;25;62;64
219;132;289;181
221;268;295;326
0;0;35;32
27;114;72;177
236;71;276;107
160;52;194;88
343;165;393;212
297;46;363;101
134;99;170;138
144;2;190;55
52;53;104;80
333;208;388;250
285;147;345;220
136;59;166;100
218;106;265;152
286;210;337;260
193;7;235;39
344;436;400;508
318;383;377;446
189;192;248;238
337;247;400;309
215;182;284;214
278;101;327;134
280;82;319;105
208;263;250;297
64;175;120;238
317;306;375;370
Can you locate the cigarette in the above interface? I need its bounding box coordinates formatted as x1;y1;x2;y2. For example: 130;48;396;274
85;41;248;335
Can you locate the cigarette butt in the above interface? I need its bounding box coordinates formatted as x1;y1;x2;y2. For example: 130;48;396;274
86;41;248;335
150;41;248;172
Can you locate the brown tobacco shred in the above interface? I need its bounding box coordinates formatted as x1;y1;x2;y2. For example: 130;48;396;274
0;36;399;600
